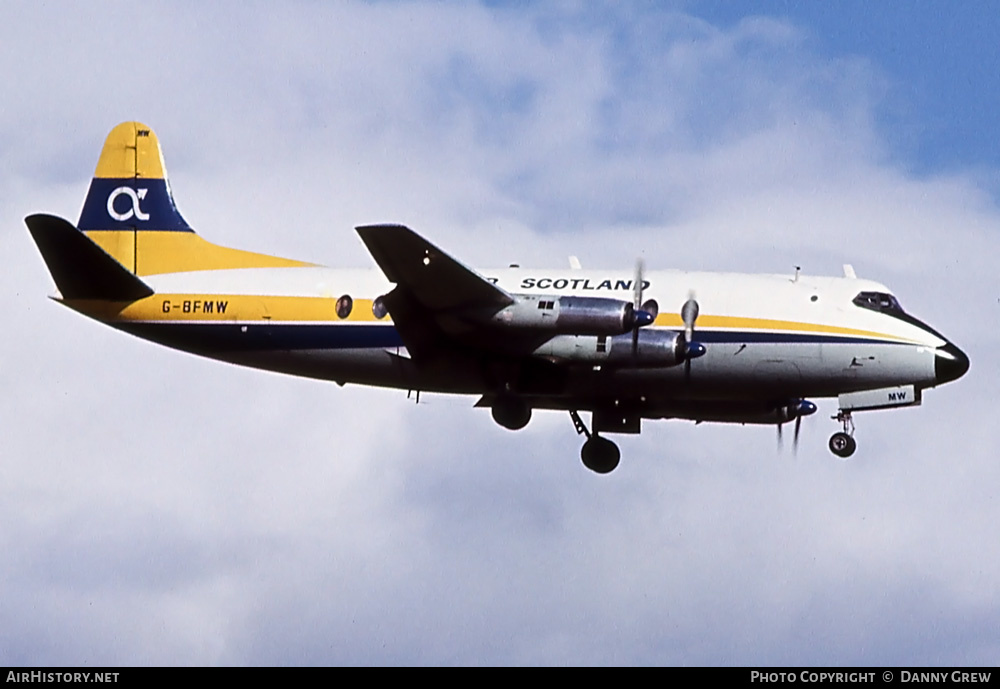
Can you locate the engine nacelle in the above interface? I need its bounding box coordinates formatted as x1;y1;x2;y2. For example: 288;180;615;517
532;330;685;368
607;330;684;367
488;295;638;336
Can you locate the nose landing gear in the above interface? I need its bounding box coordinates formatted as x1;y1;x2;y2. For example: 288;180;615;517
829;410;857;458
828;432;857;457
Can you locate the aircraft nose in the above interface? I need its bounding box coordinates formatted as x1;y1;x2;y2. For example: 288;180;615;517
935;341;970;385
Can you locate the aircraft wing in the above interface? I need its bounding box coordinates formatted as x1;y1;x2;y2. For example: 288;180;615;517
356;224;521;359
356;224;513;312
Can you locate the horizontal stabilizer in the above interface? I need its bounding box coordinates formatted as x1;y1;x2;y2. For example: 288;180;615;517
26;214;154;301
356;224;513;312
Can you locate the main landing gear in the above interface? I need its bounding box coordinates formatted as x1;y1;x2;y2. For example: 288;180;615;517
491;395;532;430
828;410;857;458
571;410;621;474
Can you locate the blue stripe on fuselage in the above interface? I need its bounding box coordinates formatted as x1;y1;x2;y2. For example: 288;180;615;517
112;322;907;355
115;322;405;353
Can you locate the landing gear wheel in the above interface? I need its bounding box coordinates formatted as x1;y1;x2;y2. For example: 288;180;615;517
828;432;857;458
581;436;621;474
491;397;531;430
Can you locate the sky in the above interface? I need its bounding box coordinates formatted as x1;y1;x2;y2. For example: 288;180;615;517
1;0;998;666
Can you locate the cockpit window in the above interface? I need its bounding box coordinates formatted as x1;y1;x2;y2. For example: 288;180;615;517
853;291;904;314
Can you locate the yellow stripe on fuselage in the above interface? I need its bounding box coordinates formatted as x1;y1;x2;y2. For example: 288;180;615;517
652;313;915;343
63;294;389;324
62;292;913;344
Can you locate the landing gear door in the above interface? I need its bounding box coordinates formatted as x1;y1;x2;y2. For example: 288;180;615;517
838;385;921;412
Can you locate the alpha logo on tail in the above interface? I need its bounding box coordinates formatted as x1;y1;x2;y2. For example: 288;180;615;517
106;186;150;222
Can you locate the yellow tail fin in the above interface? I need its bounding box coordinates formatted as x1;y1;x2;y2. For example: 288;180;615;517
79;122;312;276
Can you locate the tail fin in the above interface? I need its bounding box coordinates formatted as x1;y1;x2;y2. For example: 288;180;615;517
78;122;312;276
78;122;192;235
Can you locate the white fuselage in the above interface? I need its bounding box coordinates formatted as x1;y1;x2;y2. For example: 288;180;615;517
98;264;947;418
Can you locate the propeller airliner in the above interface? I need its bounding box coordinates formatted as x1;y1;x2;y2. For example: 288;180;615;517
26;122;969;473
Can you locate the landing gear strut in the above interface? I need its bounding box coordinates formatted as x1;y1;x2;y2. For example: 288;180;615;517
570;410;621;474
828;410;857;458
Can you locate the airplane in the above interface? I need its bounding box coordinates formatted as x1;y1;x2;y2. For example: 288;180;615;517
26;122;969;473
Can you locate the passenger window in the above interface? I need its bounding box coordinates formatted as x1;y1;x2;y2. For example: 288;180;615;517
336;295;353;319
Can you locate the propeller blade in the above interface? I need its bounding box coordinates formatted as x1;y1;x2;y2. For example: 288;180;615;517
680;294;702;382
793;415;802;454
631;259;649;356
633;259;644;311
681;295;699;343
777;422;783;450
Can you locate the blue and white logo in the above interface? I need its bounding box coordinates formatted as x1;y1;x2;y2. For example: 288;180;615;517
106;186;150;222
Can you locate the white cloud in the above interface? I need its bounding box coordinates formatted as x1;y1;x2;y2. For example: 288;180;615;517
1;0;997;665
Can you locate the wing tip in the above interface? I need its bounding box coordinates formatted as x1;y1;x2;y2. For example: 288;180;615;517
355;223;413;234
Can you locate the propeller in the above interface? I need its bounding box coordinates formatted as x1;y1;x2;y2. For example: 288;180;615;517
776;399;817;454
630;259;656;355
679;292;706;381
777;416;804;453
